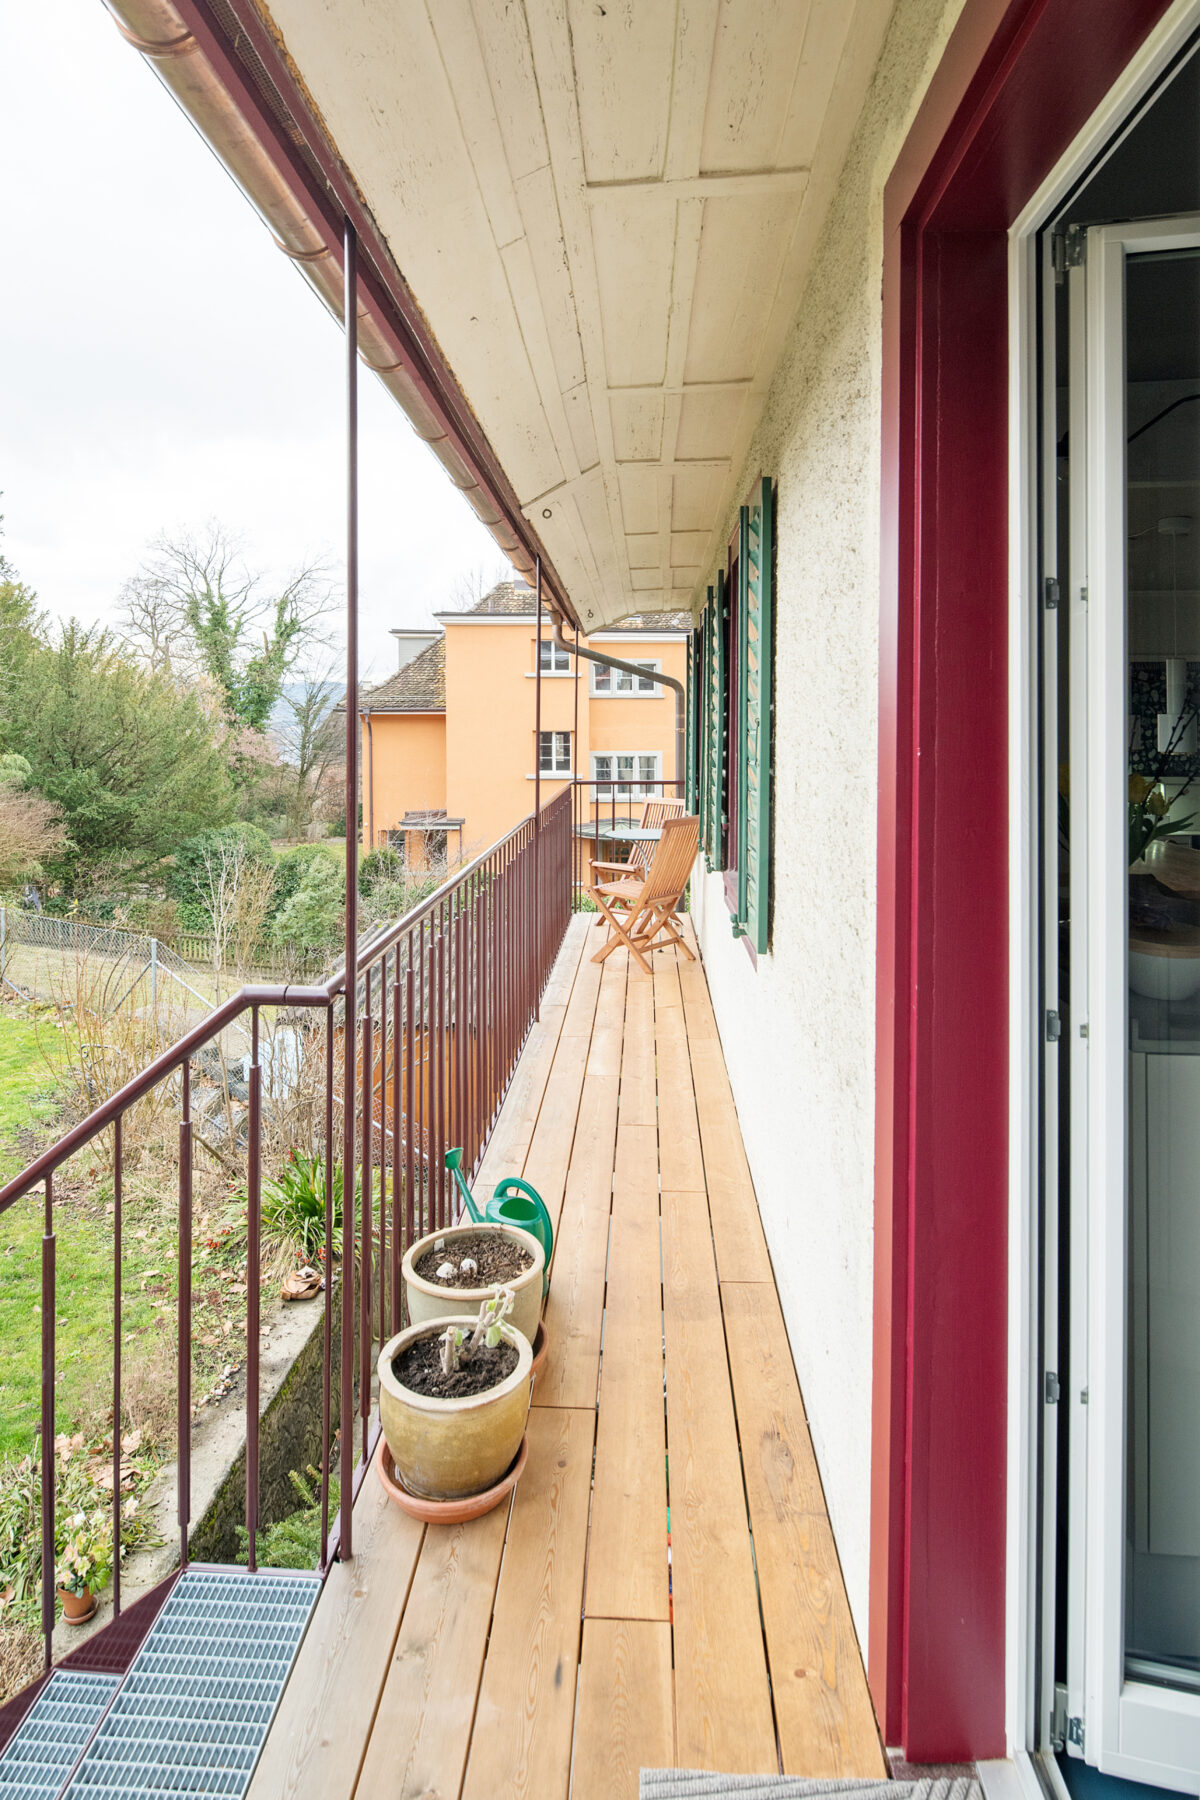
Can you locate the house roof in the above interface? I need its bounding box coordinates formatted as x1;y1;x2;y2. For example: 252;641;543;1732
359;585;688;712
361;637;447;714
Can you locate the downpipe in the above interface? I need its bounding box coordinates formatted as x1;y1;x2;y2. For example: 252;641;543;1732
549;614;686;796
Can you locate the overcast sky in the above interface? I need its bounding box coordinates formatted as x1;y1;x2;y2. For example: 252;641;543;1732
0;2;512;680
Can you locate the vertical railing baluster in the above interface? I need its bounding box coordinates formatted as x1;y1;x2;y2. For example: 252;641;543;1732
246;1012;261;1571
179;1064;192;1569
112;1118;122;1619
393;952;403;1338
404;953;415;1300
380;951;390;1347
437;924;447;1226
417;919;426;1238
360;967;373;1464
340;212;360;1564
40;1174;55;1673
320;1009;334;1572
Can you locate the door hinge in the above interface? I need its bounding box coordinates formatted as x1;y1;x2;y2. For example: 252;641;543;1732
1044;576;1060;610
1046;1009;1062;1042
1051;233;1067;284
1079;584;1089;607
1065;224;1087;268
1050;1684;1068;1753
1068;1714;1086;1752
1045;1371;1061;1403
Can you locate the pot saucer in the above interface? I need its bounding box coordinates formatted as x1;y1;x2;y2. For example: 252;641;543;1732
376;1433;529;1523
530;1320;548;1380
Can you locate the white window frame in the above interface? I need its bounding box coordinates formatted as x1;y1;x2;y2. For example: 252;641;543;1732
536;639;572;676
589;751;661;798
538;730;572;775
1004;12;1200;1799
590;659;662;696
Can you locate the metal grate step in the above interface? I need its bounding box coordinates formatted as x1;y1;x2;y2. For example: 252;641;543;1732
60;1569;319;1799
0;1673;119;1800
0;1568;319;1800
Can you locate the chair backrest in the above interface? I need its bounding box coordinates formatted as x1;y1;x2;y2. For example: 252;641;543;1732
641;797;685;832
638;814;700;905
630;797;686;873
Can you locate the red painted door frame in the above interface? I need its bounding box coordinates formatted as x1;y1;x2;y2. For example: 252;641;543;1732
871;0;1175;1759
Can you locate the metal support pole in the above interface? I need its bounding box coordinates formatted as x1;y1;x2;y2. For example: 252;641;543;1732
533;558;542;1017
1;904;6;987
340;214;360;1562
572;625;580;903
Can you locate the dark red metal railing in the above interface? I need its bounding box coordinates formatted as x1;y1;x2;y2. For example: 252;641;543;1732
0;789;571;1673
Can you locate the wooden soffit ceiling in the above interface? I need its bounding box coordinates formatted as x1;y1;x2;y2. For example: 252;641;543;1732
260;0;894;628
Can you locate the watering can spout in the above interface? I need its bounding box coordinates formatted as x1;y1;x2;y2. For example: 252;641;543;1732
443;1147;483;1222
442;1150;553;1294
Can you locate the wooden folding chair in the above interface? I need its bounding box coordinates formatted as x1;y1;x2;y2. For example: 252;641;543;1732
588;797;685;926
588;814;699;975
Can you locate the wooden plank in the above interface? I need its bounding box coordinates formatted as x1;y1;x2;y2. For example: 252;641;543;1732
687;1038;773;1283
461;1406;593;1800
585;1123;669;1620
356;1506;510;1799
521;1032;591;1238
560;938;603;1037
246;1476;424;1800
534;962;624;1410
618;970;657;1127
571;1620;674;1800
473;923;586;1209
661;1188;776;1773
653;955;705;1193
720;1281;885;1776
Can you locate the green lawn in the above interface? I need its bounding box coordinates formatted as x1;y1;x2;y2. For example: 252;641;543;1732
0;1014;162;1460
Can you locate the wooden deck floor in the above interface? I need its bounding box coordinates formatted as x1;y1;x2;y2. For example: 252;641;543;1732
248;914;885;1800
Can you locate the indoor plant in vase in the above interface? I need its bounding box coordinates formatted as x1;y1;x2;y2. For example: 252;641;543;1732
377;1288;533;1520
56;1512;114;1625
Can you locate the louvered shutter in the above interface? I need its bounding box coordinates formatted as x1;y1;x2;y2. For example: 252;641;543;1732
685;628;699;813
742;478;774;953
697;591;712;858
706;573;726;872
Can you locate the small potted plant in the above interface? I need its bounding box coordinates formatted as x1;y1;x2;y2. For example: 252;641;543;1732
402;1221;544;1345
56;1512;114;1625
377;1289;532;1514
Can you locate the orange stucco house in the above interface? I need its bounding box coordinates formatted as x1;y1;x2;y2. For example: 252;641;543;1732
360;578;688;865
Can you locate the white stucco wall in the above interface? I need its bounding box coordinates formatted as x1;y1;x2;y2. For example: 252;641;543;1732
691;0;967;1655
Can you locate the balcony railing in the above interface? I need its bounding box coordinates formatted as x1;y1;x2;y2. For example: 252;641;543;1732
0;788;572;1676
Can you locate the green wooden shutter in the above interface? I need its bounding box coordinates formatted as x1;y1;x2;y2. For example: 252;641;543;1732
735;505;751;934
685;628;699;813
742;478;774;953
697;590;712;857
706;571;726;872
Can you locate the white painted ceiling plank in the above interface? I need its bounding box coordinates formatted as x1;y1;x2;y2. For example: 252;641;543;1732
700;0;816;174
498;233;583;483
664;0;724;183
568;0;677;184
424;0;525;248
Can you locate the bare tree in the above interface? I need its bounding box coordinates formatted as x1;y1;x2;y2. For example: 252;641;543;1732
446;559;515;611
0;785;67;894
190;834;275;996
118;524;335;731
272;657;343;839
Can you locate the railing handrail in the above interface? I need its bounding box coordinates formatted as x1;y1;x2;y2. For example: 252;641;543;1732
0;799;558;1214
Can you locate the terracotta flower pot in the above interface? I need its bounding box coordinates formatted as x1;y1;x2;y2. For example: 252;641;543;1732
402;1222;544;1345
58;1584;95;1625
377;1316;533;1501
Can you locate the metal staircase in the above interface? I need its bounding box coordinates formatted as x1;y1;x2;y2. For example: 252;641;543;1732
0;1569;318;1800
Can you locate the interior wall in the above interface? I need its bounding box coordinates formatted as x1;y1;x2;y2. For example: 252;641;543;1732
689;0;969;1650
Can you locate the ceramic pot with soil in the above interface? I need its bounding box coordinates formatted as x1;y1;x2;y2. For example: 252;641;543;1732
403;1222;544;1344
377;1311;533;1501
58;1584;95;1625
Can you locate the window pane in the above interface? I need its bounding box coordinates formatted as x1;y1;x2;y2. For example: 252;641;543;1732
593;665;611;692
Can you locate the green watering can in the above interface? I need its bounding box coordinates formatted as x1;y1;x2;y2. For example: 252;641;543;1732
444;1148;553;1296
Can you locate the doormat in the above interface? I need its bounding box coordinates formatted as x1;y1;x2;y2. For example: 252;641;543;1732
640;1777;983;1800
